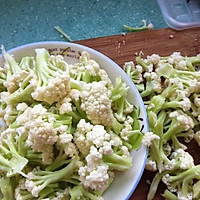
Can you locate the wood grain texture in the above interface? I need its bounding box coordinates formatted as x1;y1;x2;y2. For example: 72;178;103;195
76;27;200;68
75;27;200;200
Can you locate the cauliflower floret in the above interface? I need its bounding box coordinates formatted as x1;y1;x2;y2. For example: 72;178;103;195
80;81;113;126
79;145;110;192
55;125;68;135
58;132;73;144
16;104;47;125
147;54;160;66
86;146;103;167
182;97;191;111
173;149;194;170
70;89;81;101
62;142;77;157
84;59;100;76
3;105;16;125
56;96;72;115
185;79;200;96
79;51;111;87
4;70;30;93
25;117;57;149
123;61;143;84
142;131;160;147
75;121;114;157
16;102;28;112
143;71;162;93
120;116;134;141
110;132;123;147
86;125;111;148
176;89;187;99
24;169;44;197
176;60;188;71
162;174;177;193
79;162;110;191
98;69;113;88
121;145;130;157
32;74;71;105
74;121;93;156
170;52;183;66
49;54;69;71
145;159;157;172
77;119;93;134
177;192;193;200
98;141;112;156
160;159;176;172
169;110;194;131
16;104;57;164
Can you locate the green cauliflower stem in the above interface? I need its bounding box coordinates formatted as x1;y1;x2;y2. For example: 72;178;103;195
24;155;78;197
0;69;7;92
123;20;154;32
103;152;132;171
0;128;28;177
162;165;200;199
69;184;103;200
0;174;15;200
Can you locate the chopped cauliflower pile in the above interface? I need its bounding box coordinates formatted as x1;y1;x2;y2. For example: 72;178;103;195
0;47;143;200
124;52;200;200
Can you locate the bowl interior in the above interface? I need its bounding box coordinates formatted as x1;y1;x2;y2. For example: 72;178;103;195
0;41;149;200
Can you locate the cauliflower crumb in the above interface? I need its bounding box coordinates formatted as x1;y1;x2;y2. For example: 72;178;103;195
148;23;154;30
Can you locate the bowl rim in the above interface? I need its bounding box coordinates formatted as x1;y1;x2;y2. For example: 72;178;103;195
0;41;149;200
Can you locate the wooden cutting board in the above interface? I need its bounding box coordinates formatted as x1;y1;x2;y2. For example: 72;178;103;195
75;27;200;200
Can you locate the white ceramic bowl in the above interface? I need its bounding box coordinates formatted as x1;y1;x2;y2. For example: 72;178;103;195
0;41;149;200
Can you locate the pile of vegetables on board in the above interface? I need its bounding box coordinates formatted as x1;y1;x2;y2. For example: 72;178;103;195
124;52;200;200
0;47;143;200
